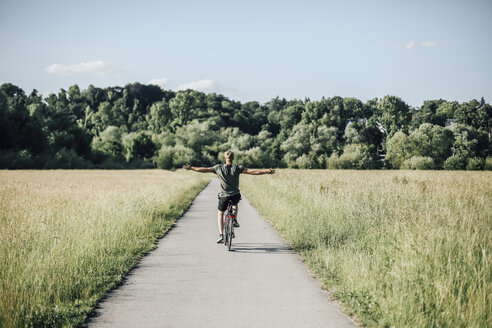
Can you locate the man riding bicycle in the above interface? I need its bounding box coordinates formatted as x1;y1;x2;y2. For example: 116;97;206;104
183;150;275;243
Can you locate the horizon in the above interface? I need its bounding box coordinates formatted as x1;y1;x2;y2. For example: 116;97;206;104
6;80;489;110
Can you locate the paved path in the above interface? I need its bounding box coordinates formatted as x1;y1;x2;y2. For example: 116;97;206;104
88;179;356;328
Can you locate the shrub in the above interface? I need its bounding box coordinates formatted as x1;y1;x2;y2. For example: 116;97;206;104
408;123;453;168
235;147;273;168
326;144;379;169
171;145;196;167
129;159;156;169
91;126;123;158
155;146;174;169
385;131;413;169
402;156;435;170
94;158;126;169
295;154;313;169
466;157;485;170
443;155;466;170
336;153;355;169
154;145;196;169
122;131;157;162
447;124;489;161
43;148;91;169
325;153;336;169
0;149;37;169
485;157;492;170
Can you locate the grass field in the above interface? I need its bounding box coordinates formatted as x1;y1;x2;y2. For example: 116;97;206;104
241;170;491;328
0;170;209;328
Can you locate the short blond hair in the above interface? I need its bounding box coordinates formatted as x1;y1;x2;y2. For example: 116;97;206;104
224;150;234;161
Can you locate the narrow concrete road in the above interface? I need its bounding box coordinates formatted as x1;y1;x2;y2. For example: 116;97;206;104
88;179;356;328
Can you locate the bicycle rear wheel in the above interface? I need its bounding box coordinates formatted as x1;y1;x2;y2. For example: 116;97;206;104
224;214;229;247
227;215;233;251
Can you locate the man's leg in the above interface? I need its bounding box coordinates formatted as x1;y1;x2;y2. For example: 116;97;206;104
216;211;225;243
216;197;227;243
232;204;240;227
217;210;224;235
231;194;241;227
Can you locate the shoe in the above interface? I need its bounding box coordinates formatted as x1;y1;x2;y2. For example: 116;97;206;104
216;234;224;244
233;219;240;228
232;232;235;239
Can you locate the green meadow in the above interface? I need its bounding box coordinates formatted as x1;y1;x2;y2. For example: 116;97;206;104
2;169;490;327
242;170;491;328
0;170;209;327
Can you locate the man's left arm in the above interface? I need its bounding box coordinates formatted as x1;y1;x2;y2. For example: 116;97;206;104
242;168;275;175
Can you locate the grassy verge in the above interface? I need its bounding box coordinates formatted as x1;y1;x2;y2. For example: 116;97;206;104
0;170;209;328
241;170;491;328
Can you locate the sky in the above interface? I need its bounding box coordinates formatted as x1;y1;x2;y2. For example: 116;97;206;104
1;0;491;107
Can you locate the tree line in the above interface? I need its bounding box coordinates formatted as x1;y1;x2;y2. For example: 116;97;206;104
1;82;491;170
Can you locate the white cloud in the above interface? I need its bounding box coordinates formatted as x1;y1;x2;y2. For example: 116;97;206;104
421;41;436;47
176;79;216;91
399;40;437;50
45;60;113;75
404;41;415;49
176;79;235;94
147;77;169;87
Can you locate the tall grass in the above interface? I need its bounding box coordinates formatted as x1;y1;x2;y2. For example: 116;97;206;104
241;170;491;327
0;170;209;328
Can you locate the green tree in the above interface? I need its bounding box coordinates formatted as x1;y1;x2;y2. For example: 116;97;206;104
281;123;312;167
327;143;380;169
344;122;366;145
169;90;206;128
122;131;157;162
408;123;454;168
279;104;304;131
147;99;172;133
245;101;269;134
110;94;131;129
235;147;273;168
375;96;411;138
455;98;492;133
174;120;217;165
436;101;459;122
269;132;286;167
412;99;447;128
171;144;196;167
281;123;338;168
444;124;489;170
67;85;87;125
91;126;124;158
84;84;106;109
301;101;330;137
154;144;196;169
0;83;28;150
402;156;435;170
385;131;414;169
343;97;366;119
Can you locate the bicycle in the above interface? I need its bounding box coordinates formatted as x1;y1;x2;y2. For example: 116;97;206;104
223;200;236;251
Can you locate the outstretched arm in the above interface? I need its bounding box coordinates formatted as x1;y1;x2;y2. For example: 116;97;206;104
183;164;212;173
242;168;275;175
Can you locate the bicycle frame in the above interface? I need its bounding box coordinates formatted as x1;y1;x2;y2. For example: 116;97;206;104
223;201;235;251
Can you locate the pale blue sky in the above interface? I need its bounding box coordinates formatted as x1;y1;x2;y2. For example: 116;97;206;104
1;0;491;107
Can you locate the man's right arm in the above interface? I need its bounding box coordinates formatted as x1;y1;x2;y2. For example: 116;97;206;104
183;164;212;173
